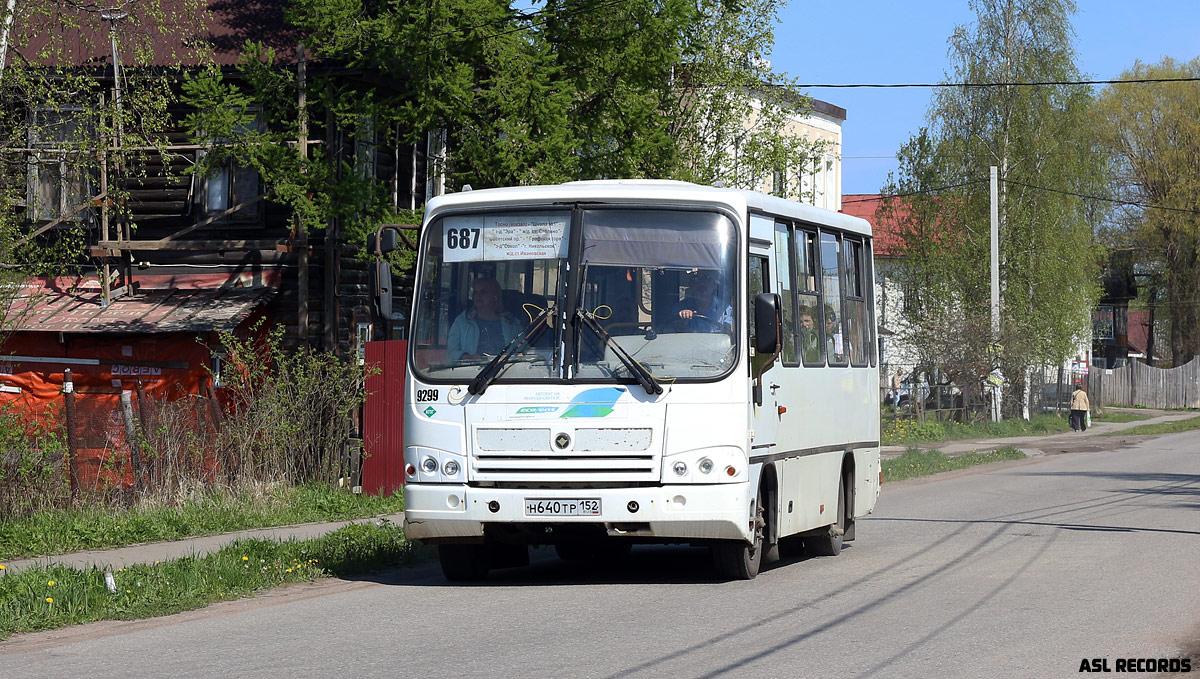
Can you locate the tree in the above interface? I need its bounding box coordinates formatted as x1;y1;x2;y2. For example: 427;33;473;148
883;0;1107;418
1094;57;1200;366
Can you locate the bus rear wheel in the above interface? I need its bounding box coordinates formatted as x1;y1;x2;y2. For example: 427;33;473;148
438;543;489;582
805;475;846;557
712;487;764;580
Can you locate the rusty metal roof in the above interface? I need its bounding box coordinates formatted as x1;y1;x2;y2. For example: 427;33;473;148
12;286;276;334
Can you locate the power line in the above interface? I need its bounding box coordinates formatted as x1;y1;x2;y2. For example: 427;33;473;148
797;77;1200;89
1001;179;1200;216
844;178;1200;217
842;180;985;204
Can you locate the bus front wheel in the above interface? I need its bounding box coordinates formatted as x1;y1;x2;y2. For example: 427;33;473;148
712;487;765;580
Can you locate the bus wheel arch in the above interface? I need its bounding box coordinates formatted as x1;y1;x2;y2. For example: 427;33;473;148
712;477;769;580
805;455;853;557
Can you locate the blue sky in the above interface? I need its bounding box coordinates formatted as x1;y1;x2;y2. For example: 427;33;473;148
768;1;1200;194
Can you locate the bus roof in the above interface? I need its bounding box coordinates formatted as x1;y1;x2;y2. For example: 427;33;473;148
423;180;872;238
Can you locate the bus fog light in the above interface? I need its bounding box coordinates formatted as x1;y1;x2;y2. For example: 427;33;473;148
421;457;439;474
443;459;460;476
627;501;640;513
447;495;461;509
698;458;714;474
672;461;688;476
487;500;500;513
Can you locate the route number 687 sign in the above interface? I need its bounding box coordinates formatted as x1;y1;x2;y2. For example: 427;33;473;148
442;214;569;262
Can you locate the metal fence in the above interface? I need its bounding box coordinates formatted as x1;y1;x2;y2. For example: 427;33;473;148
882;365;1078;427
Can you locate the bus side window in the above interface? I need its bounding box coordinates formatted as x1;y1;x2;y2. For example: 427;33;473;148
820;231;848;366
844;238;870;367
795;228;822;366
773;222;797;365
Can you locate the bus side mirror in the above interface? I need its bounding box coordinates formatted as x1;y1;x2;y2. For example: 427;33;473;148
371;260;392;318
369;229;398;255
754;292;781;354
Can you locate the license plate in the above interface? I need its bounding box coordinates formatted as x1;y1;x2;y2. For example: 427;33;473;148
524;498;601;517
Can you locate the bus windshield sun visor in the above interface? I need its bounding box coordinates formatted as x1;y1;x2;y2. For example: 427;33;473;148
575;308;663;395
466;305;556;395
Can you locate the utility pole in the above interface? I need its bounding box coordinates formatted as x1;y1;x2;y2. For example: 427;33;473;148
989;165;1002;422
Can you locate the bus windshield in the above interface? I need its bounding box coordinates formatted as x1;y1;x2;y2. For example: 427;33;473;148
410;207;738;383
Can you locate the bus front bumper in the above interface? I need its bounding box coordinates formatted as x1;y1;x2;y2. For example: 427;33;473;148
402;483;752;543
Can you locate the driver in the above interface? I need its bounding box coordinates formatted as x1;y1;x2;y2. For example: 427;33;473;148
446;277;523;362
673;270;732;333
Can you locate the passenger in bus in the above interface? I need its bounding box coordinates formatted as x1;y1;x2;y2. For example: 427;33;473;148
798;307;821;363
446;277;524;362
674;270;732;333
825;310;846;362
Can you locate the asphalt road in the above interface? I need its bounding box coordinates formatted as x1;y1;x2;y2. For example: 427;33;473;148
4;431;1198;678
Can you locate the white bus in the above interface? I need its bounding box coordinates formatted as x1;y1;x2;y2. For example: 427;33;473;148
401;180;880;580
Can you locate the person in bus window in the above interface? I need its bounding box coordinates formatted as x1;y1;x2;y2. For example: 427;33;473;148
446;277;523;363
825;309;846;362
798;307;821;363
674;270;732;333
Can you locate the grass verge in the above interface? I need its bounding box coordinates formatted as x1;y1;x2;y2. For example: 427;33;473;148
881;413;1071;446
0;520;415;641
0;483;405;561
1102;414;1200;436
1090;411;1151;423
882;446;1027;483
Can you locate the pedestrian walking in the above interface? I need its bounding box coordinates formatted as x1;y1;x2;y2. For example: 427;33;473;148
890;368;904;407
1069;383;1090;432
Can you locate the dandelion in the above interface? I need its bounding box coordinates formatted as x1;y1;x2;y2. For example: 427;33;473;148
126;590;131;594
46;597;53;603
242;556;249;561
0;564;6;570
47;580;56;586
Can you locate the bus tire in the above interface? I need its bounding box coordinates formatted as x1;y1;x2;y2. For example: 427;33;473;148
712;486;764;580
805;475;845;557
438;543;489;581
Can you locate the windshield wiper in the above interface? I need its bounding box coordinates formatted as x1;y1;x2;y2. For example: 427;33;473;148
467;306;556;395
575;308;663;395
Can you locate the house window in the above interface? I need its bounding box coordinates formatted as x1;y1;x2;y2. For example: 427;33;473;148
28;108;92;222
201;114;262;220
1093;305;1115;340
355;117;377;179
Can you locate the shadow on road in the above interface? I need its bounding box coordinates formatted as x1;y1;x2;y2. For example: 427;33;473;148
342;543;833;588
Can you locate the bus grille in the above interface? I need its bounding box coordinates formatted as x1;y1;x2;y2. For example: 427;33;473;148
472;427;658;481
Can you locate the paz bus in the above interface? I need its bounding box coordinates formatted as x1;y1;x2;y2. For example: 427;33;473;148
400;180;880;580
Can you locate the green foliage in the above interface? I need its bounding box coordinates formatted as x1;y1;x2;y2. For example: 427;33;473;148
0;520;414;640
881;418;946;445
1094;57;1200;365
209;321;372;486
881;412;1071;445
881;446;1026;483
0;405;69;518
178;0;826;253
883;0;1108;414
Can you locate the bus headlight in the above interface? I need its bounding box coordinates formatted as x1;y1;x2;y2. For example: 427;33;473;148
421;457;439;474
662;447;745;484
443;459;460;476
